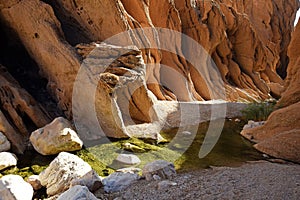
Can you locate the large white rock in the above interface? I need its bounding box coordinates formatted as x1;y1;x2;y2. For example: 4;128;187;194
0;152;17;171
103;172;140;193
115;154;141;165
243;120;265;130
39;152;102;196
0;175;33;200
30;117;83;155
57;185;98;200
0;132;10;152
142;160;176;181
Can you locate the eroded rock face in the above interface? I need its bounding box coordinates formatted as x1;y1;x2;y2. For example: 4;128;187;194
241;22;300;163
30;117;83;155
0;0;299;144
0;65;50;153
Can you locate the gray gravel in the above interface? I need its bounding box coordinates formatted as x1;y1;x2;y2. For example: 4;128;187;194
96;161;300;200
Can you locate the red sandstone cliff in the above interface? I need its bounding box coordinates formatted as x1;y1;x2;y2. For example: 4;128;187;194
241;22;300;163
0;0;299;152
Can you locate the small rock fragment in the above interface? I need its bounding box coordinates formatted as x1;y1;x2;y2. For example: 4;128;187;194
27;175;42;190
157;180;177;190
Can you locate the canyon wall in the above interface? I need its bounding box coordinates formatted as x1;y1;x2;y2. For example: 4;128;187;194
0;0;299;151
241;22;300;163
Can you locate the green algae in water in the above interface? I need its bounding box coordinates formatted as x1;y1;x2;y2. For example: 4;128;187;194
75;149;115;176
86;137;181;171
1;119;263;181
84;120;263;173
0;150;54;180
166;119;264;172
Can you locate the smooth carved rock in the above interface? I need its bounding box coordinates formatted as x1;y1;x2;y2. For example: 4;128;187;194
279;22;300;107
30;117;83;155
73;43;159;141
0;132;10;152
142;160;176;181
57;185;98;200
39;152;101;196
0;175;34;200
0;152;17;171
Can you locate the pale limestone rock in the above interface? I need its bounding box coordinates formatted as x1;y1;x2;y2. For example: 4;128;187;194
0;175;33;200
0;152;17;171
0;132;10;152
39;152;99;196
30;117;83;155
57;185;98;200
243;120;265;131
115;154;141;165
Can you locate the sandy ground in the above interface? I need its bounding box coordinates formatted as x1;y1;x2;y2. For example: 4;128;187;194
95;160;300;200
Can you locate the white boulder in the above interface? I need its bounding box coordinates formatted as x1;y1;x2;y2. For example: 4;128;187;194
243;120;265;130
0;175;33;200
115;154;141;165
30;117;83;155
39;152;101;196
0;152;17;171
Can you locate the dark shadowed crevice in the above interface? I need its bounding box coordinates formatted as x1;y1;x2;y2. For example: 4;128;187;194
42;0;93;46
0;20;62;118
